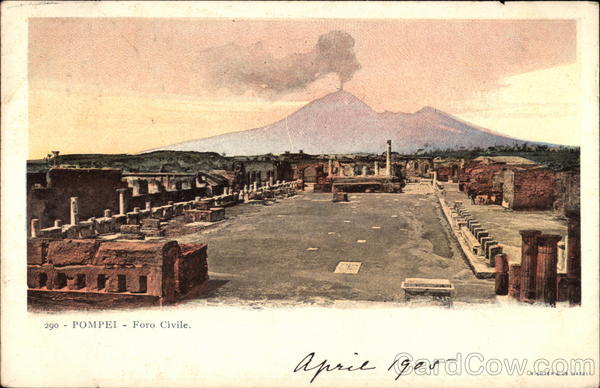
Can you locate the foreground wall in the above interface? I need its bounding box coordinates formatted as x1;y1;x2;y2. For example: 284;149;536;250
27;239;209;309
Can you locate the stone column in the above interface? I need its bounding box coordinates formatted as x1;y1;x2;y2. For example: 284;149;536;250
269;174;274;186
69;197;79;225
328;159;333;177
385;139;392;176
556;241;566;272
535;234;562;306
374;161;379;176
519;230;542;303
145;201;152;211
566;211;581;306
253;182;258;191
508;264;521;299
361;165;368;176
494;253;509;295
30;219;40;238
117;188;128;215
103;209;112;218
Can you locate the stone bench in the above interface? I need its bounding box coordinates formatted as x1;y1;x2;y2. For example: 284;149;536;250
401;278;454;306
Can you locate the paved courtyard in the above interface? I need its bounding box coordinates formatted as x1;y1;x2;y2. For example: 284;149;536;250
173;186;496;306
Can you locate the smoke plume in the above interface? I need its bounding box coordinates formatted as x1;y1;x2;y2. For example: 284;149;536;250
198;30;361;96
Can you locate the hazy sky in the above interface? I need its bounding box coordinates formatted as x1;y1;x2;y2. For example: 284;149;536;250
29;18;580;158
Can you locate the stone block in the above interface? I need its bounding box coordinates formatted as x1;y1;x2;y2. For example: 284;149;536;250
488;245;503;266
141;218;161;229
141;228;165;237
47;239;100;266
112;214;127;226
39;226;63;239
120;224;142;234
332;192;349;202
126;211;141;225
27;239;49;265
475;230;489;242
208;207;225;222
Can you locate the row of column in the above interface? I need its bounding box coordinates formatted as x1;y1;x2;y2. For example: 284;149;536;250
326;140;393;178
495;215;580;306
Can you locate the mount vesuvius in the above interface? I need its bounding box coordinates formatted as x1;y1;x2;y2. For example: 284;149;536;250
148;90;529;155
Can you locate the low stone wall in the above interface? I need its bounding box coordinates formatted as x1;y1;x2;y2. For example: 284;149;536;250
31;180;300;240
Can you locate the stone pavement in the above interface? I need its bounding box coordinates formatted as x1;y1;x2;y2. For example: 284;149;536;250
173;187;495;306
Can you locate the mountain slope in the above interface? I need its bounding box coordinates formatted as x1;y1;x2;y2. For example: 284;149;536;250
151;90;528;155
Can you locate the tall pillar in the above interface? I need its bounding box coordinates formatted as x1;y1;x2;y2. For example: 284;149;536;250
328;159;333;177
361;165;368;176
117;188;128;215
385;139;392;176
566;211;581;306
69;197;79;225
519;230;542;303
269;173;274;186
494;253;509;295
30;219;40;238
374;161;379;176
535;234;562;306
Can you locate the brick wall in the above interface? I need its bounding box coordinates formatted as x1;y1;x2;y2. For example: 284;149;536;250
503;168;556;210
27;239;208;308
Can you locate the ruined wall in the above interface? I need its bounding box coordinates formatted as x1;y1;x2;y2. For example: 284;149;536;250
28;168;127;229
27;239;207;307
460;163;506;198
503;168;556;210
553;170;580;215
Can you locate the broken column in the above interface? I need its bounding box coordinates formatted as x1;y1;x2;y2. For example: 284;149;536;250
494;253;509;295
535;234;562;306
519;230;542;303
69;197;79;225
566;210;581;306
557;241;567;273
30;218;40;238
117;188;128;215
508;264;521;299
145;201;152;211
385;139;392;176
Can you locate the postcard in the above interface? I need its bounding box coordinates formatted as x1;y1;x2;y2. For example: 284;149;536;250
1;1;598;387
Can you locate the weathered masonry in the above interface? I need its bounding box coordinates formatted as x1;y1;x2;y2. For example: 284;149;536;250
27;239;209;309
